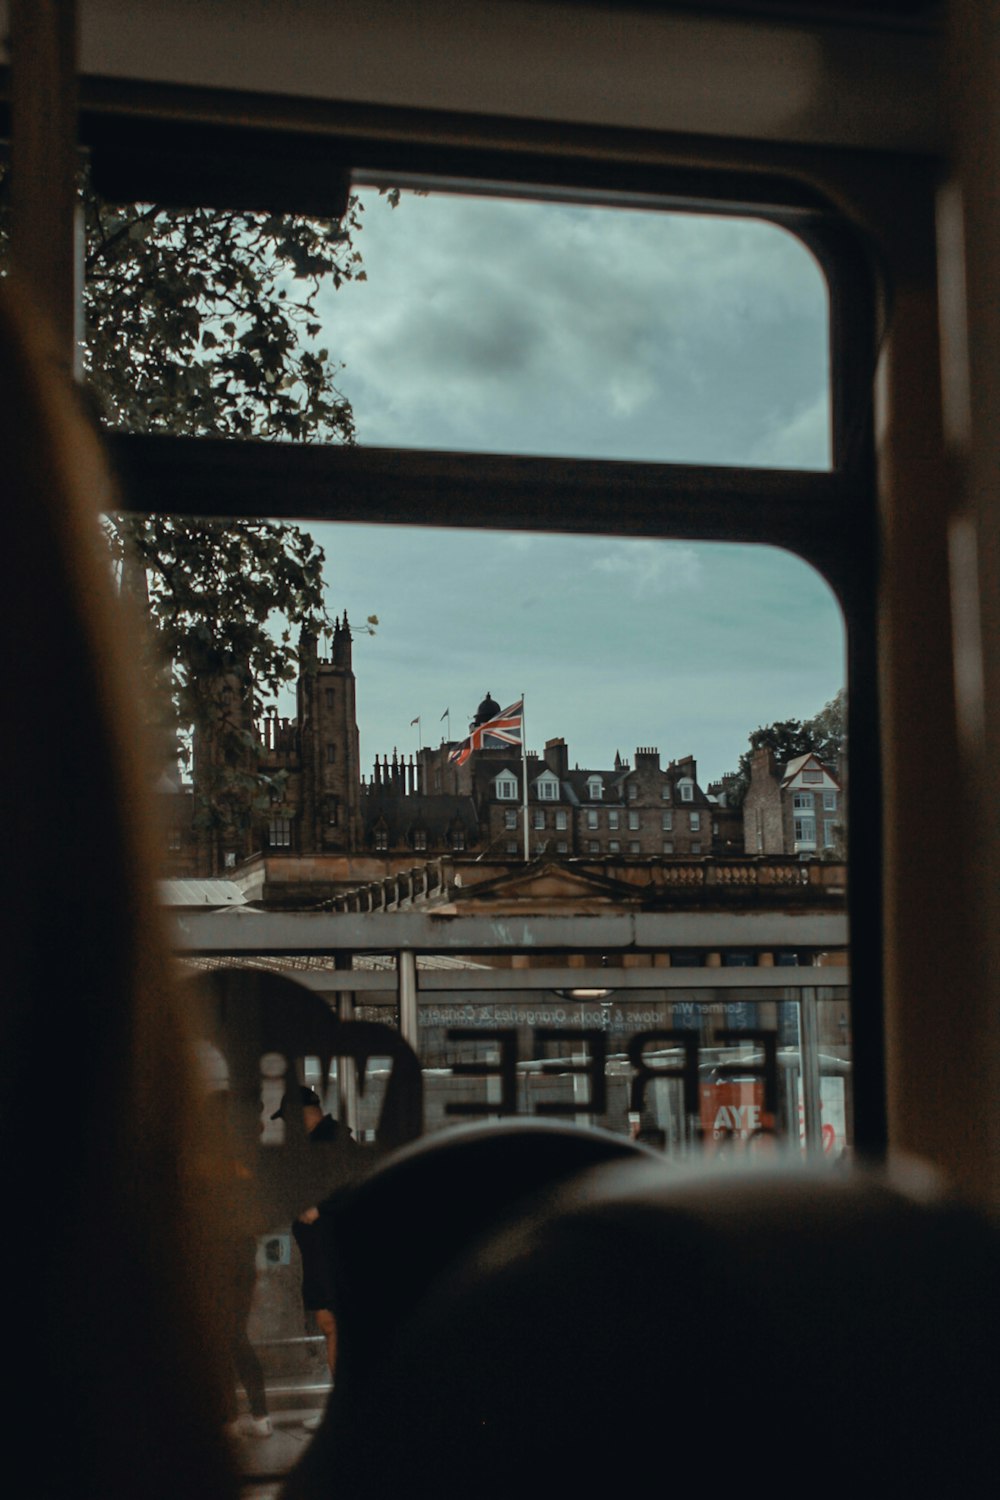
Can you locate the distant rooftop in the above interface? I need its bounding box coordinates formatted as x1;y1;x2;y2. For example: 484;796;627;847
158;879;249;909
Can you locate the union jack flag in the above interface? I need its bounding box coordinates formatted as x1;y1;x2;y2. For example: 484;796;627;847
448;699;524;767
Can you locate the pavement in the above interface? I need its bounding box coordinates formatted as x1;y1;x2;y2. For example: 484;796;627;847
228;1395;332;1496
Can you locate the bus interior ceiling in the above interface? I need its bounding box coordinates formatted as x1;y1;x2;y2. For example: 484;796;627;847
2;0;998;1207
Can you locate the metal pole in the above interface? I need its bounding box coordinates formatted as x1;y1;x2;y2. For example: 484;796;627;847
9;0;82;373
333;952;360;1137
799;986;824;1157
398;949;419;1053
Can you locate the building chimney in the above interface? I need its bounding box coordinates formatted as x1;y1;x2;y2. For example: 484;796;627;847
544;737;569;778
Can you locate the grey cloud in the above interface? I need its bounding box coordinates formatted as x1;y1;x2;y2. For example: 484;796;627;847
322;189;830;465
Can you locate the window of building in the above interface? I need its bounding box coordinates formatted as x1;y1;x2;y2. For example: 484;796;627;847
556;841;568;854
608;810;620;830
662;811;673;832
555;810;568;831
587;810;599;830
506;840;518;855
691;842;702;854
374;828;389;851
269;817;292;848
628;810;640;830
662;841;674;855
794;817;816;843
824;790;838;811
451;830;466;851
495;777;517;800
628;840;640;854
689;811;701;832
587;778;603;800
587;840;600;854
803;769;824;784
533;809;545;829
661;785;671;801
678;780;694;802
224;852;236;869
536;774;559;800
628;783;638;801
793;791;814;810
504;808;518;830
824;820;837;847
413;829;427;851
325;743;336;764
167;827;182;852
608;840;621;853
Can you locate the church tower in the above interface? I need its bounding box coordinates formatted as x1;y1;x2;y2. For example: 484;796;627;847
190;652;258;875
296;613;363;854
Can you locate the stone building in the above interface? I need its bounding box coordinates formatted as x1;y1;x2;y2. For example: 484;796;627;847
742;746;844;857
161;649;743;879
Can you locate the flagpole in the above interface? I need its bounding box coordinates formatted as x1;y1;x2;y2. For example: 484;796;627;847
521;692;529;862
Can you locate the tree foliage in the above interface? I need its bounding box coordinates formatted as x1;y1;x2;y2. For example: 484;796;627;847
1;167;388;836
726;689;846;810
83;194;365;442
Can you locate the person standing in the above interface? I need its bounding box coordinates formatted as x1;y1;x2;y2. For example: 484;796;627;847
270;1085;357;1424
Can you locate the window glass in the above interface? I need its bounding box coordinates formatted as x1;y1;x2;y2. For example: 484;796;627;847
84;187;831;469
83;163;851;1487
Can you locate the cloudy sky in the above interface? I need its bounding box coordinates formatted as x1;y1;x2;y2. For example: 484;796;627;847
286;187;843;785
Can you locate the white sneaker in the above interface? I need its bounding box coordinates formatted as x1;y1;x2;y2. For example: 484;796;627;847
238;1415;273;1439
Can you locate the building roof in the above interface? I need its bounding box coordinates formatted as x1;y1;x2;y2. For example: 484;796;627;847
781;753;840;788
364;792;480;841
158;879;248;908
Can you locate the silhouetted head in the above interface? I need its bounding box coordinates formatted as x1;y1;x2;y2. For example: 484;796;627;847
299;1157;997;1500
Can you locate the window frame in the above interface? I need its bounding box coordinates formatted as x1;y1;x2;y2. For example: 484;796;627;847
96;92;883;1150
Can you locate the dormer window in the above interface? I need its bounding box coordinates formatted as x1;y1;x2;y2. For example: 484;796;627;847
535;772;560;800
495;776;518;800
413;829;427;851
587;777;603;800
678;779;694;802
